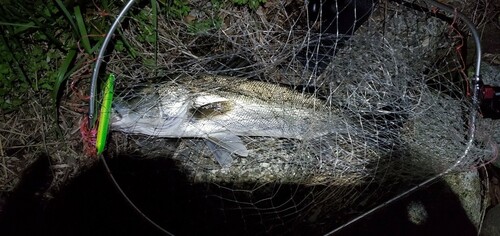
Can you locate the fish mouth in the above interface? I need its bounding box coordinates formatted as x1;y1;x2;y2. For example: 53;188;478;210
109;103;126;126
110;112;121;125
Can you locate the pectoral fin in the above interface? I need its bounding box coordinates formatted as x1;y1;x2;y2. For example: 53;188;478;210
205;132;249;167
205;140;233;167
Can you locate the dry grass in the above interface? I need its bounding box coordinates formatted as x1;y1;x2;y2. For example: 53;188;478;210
0;57;97;198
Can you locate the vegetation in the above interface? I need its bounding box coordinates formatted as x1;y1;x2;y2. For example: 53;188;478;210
231;0;266;10
0;0;265;114
164;0;191;18
0;1;115;112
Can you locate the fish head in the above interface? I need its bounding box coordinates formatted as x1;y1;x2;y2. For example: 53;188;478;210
110;95;163;131
110;84;192;135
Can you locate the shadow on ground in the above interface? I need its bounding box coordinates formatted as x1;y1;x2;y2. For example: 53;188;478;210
0;154;477;236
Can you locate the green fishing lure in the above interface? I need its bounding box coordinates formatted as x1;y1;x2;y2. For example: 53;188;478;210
96;74;115;155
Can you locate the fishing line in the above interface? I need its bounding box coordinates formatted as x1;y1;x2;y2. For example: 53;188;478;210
100;154;175;236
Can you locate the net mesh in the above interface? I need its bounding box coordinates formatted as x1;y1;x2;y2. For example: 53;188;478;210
100;0;495;234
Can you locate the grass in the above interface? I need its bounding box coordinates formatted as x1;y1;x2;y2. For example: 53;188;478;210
1;2;83;112
1;0;243;113
232;0;266;10
0;0;119;194
0;0;262;196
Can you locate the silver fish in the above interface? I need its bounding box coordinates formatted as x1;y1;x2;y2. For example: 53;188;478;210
111;75;343;167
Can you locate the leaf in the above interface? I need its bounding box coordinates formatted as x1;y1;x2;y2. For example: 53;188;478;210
0;64;10;74
116;27;137;58
74;6;91;53
52;48;77;102
115;40;124;52
89;36;105;54
0;34;29;85
0;21;38;34
54;0;79;37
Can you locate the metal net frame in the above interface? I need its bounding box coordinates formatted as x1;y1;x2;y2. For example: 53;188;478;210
86;0;493;234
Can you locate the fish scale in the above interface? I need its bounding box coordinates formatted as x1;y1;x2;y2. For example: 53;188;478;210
111;75;346;167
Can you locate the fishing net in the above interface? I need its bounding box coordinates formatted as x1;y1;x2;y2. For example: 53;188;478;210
93;0;496;234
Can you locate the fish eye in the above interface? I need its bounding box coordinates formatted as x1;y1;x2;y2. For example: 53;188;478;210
191;101;232;118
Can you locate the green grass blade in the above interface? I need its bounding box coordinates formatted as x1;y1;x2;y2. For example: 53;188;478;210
116;27;137;58
151;0;158;74
13;22;38;34
52;48;77;101
6;6;65;49
90;37;105;53
52;48;77;133
55;0;79;36
73;6;92;53
0;33;29;85
0;21;38;28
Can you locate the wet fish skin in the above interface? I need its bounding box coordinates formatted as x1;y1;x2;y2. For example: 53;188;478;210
111;75;341;167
